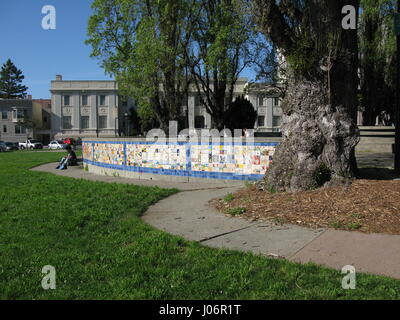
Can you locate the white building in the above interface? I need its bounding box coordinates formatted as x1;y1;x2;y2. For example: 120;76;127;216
50;75;133;139
245;83;282;133
50;75;282;138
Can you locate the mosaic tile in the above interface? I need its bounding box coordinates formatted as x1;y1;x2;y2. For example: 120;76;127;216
83;141;277;180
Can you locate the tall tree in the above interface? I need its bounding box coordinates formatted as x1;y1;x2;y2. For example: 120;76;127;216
359;0;396;125
187;0;264;130
86;0;193;131
0;59;28;99
253;0;360;192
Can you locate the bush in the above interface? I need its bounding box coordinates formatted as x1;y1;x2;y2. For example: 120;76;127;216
224;95;257;131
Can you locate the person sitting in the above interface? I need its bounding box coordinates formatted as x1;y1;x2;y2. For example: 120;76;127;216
56;146;78;170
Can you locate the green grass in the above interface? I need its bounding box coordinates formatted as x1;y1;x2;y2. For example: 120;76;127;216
1;152;400;299
223;193;235;203
329;221;344;229
227;207;246;216
347;222;362;231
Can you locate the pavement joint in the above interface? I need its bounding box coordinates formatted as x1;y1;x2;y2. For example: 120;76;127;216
287;229;328;260
199;223;261;243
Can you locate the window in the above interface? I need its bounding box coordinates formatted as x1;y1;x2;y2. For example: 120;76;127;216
62;116;72;129
82;95;88;106
3;125;7;133
194;95;201;106
98;116;107;129
15;125;26;134
274;97;279;106
1;111;7;120
99;95;106;106
81;116;90;129
257;116;265;127
273;116;281;127
195;116;205;129
63;96;70;106
12;109;26;120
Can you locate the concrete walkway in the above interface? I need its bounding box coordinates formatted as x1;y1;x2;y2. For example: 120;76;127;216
32;162;400;280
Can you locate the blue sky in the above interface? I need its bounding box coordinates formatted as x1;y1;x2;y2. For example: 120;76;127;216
0;0;113;99
0;0;255;99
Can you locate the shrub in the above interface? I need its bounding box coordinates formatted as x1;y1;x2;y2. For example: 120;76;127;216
224;95;257;131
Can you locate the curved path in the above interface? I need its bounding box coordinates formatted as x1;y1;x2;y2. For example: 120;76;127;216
31;162;400;280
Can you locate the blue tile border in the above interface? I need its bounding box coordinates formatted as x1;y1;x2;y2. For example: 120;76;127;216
83;140;278;181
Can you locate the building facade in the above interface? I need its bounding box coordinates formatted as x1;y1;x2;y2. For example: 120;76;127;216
50;75;133;139
0;99;34;143
50;75;282;138
186;79;282;133
32;98;52;145
245;83;282;133
0;97;54;143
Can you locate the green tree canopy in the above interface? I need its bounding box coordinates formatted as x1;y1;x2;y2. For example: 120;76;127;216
86;0;193;131
359;0;396;125
187;0;269;130
0;59;28;99
86;0;272;131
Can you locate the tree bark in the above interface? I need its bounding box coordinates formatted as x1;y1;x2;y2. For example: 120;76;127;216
254;0;360;192
268;75;359;192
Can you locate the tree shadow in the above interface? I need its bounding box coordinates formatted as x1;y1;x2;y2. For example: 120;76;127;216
356;167;400;180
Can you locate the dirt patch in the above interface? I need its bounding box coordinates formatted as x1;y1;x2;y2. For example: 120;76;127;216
211;179;400;235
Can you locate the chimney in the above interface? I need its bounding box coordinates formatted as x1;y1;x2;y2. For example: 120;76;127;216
56;75;62;81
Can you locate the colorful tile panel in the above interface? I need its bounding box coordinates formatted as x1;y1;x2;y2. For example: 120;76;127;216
93;143;124;166
83;141;277;179
125;143;186;170
82;142;93;161
190;144;275;175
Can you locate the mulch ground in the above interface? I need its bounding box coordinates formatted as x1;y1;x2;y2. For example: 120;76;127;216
211;179;400;235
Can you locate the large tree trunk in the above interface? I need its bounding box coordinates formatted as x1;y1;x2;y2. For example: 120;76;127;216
268;75;359;192
254;0;360;192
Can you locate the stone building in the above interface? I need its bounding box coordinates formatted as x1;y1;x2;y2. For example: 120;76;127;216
245;83;282;133
0;99;35;143
0;97;53;143
50;75;133;139
50;75;282;138
32;98;52;145
186;79;282;133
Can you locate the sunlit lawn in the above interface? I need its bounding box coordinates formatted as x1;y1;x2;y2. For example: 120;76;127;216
0;151;399;299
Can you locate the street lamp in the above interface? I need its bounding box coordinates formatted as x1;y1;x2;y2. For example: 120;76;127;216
124;112;129;137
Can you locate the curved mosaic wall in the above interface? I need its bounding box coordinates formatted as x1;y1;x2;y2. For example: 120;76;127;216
83;139;278;181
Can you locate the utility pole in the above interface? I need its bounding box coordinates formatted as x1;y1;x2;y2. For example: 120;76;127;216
395;1;400;173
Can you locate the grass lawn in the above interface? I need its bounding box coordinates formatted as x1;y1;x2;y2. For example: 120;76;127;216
0;151;400;299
